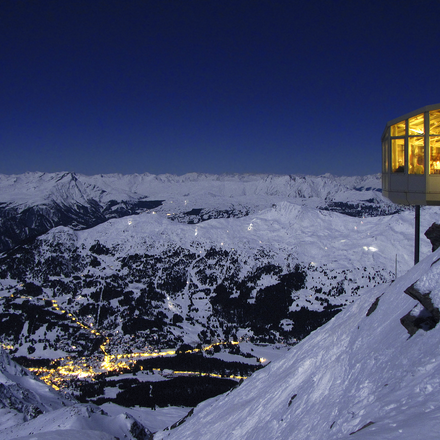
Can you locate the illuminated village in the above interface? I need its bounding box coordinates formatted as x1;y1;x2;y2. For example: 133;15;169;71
1;292;256;395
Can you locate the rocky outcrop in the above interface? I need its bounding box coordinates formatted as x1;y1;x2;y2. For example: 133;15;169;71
400;304;438;336
424;222;440;252
401;271;440;336
404;283;440;323
0;382;43;421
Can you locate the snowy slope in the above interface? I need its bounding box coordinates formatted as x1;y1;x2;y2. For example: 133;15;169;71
0;348;74;430
0;348;153;440
34;199;423;270
4;248;440;439
0;403;152;440
155;249;440;440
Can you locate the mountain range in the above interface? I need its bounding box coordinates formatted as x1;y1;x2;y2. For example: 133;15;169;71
0;171;439;438
0;171;399;253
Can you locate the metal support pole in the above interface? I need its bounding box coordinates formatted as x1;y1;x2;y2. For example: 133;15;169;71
415;205;420;265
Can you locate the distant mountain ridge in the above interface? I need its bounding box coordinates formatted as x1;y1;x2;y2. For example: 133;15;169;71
1;171;440;438
0;172;397;253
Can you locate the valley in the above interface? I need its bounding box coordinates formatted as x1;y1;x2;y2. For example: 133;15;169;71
0;171;438;434
2;290;263;408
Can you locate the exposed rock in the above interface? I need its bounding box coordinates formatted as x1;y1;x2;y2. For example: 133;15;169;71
349;421;375;435
366;295;382;317
400;304;437;336
167;408;194;430
424;222;440;252
287;394;297;407
0;383;43;421
0;348;74;423
124;412;153;440
405;283;440;323
401;281;440;335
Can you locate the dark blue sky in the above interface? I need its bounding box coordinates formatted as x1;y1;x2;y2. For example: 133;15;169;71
1;0;440;177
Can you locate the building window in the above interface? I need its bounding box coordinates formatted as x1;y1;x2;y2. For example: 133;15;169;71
391;121;406;136
430;136;440;174
408;137;424;174
430;110;440;135
409;114;424;135
392;138;405;173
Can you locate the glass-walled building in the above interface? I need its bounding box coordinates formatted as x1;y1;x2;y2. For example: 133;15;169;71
382;103;440;205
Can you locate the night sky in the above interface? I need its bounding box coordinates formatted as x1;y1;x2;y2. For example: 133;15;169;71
2;0;440;177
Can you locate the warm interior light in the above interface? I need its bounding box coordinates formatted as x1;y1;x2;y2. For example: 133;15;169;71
409;113;424;135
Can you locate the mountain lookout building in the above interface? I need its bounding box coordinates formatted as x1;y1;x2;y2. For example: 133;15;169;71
382;103;440;205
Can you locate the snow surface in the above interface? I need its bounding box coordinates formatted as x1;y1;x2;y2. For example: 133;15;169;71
1;180;422;359
0;404;149;440
2;194;429;359
100;403;189;434
154;249;440;440
10;430;115;440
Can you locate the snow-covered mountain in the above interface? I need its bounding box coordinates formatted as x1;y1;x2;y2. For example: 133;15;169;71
1;184;425;365
154;246;440;440
0;172;399;253
0;172;409;365
0;174;434;373
2;218;440;439
0;171;440;438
